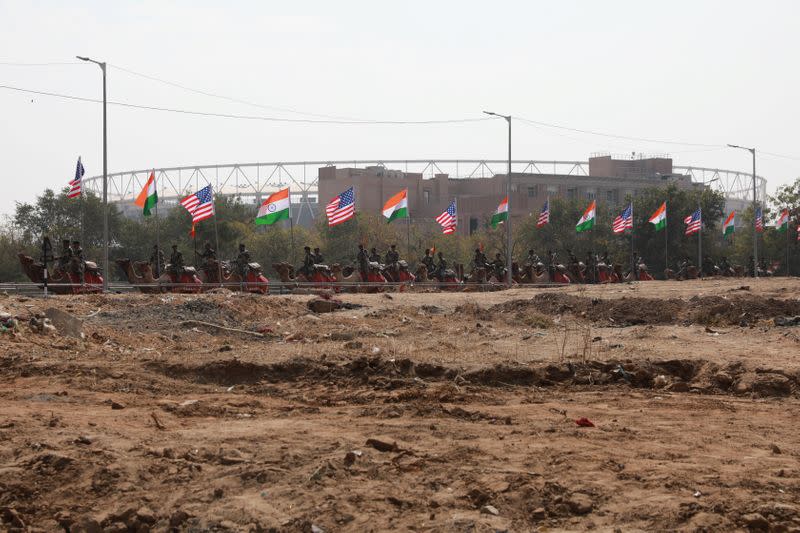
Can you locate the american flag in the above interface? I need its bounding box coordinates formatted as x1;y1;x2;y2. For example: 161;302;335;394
180;185;215;224
755;207;764;233
684;209;701;235
536;199;550;228
436;200;457;234
612;203;633;234
326;187;355;226
67;157;84;199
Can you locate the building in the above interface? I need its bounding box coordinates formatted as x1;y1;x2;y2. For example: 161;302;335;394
318;155;698;233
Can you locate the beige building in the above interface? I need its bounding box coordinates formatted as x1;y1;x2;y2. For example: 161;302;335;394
318;155;697;234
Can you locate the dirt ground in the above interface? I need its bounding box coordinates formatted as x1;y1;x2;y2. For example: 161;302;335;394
1;278;799;532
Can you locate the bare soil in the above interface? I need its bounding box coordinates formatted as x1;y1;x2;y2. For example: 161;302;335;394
1;278;800;532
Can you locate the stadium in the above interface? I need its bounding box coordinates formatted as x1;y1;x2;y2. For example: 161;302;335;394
84;154;767;229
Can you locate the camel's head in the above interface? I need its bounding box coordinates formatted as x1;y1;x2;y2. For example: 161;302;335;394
18;252;34;266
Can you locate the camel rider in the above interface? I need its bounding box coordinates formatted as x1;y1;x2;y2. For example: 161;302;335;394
196;242;216;270
632;251;642;279
236;243;251;279
169;245;184;276
149;245;165;277
299;246;314;276
702;255;715;277
676;256;692;279
585;252;596;282
57;239;73;273
547;250;557;279
70;240;85;277
473;248;488;270
567;249;578;267
421;249;435;275
435;251;448;281
357;244;370;280
719;256;731;275
523;250;539;268
385;244;400;273
369;247;381;264
312;247;324;265
491;253;506;281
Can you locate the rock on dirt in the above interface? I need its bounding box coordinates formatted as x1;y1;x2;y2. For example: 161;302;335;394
567;492;593;515
307;299;341;313
365;438;399;452
734;373;792;397
481;504;500;516
741;512;770;531
44;308;84;338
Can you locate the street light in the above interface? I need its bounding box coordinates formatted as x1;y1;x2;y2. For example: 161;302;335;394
77;55;109;291
727;144;758;278
483;110;512;286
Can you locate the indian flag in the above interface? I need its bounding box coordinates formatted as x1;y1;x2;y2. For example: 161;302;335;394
648;202;667;231
134;172;158;217
723;211;735;236
490;196;508;228
777;209;790;232
256;188;290;225
382;189;408;223
576;200;596;232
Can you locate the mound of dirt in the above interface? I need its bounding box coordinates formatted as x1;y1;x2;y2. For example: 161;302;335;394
491;293;800;326
147;355;798;397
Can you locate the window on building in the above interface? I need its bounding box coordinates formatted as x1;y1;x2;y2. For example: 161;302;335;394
527;185;538;197
469;217;479;235
585;188;596;200
606;190;615;204
546;185;558;196
567;187;577;199
423;190;430;204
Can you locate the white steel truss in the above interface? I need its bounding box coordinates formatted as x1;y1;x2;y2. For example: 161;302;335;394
83;159;768;214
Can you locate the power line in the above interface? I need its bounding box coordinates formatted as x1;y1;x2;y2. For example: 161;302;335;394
761;150;800;162
110;63;363;121
0;61;81;66
0;83;491;125
515;116;722;148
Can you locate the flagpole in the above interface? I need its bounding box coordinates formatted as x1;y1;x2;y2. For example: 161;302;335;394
212;212;223;288
406;215;411;261
664;202;669;278
697;200;703;278
787;216;790;277
630;203;635;281
289;202;296;267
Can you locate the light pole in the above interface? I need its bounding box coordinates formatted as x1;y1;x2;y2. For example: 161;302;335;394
727;144;758;278
77;56;109;291
483;110;512;286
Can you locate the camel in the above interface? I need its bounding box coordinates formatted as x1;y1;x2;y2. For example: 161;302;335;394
612;263;654;282
116;258;169;293
141;262;205;292
330;263;386;292
596;262;620;283
665;265;699;280
273;262;335;285
415;264;462;290
200;259;269;294
18;252;103;294
530;263;569;284
567;262;586;283
382;261;415;284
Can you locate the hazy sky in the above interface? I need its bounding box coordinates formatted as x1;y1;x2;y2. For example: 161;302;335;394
2;1;799;217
